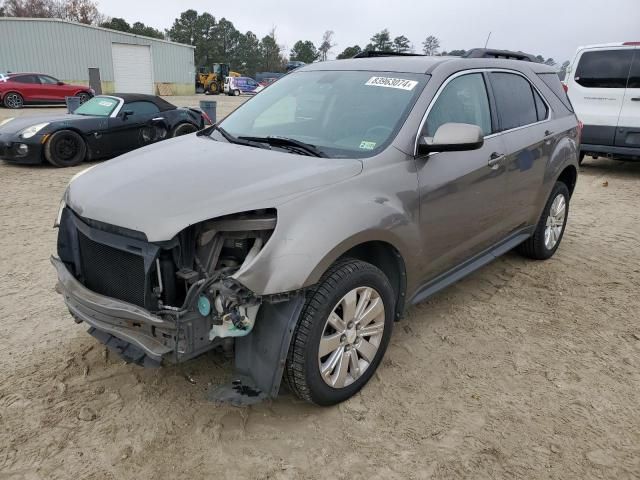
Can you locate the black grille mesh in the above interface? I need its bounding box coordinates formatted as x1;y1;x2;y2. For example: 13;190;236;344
78;231;146;307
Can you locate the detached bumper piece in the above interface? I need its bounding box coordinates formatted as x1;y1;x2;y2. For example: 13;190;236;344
89;327;161;368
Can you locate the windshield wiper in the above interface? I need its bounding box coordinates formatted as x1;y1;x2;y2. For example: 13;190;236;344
237;135;327;157
198;124;270;149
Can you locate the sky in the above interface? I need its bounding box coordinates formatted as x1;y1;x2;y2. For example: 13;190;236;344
98;0;639;63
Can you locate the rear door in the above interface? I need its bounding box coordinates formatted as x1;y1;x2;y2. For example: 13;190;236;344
616;47;640;149
488;71;553;229
9;74;42;102
568;48;634;146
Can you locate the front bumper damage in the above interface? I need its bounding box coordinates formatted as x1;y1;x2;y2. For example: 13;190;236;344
52;255;306;404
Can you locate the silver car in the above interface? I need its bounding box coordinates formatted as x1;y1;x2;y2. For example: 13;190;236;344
52;52;579;406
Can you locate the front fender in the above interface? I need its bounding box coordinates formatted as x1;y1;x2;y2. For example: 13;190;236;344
233;163;421;295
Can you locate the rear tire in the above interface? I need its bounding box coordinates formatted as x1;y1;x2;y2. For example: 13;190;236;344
517;181;570;260
170;123;198;137
44;129;86;167
3;92;23;109
233;89;240;96
285;258;395;406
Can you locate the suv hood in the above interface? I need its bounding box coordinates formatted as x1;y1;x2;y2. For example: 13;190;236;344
66;135;362;241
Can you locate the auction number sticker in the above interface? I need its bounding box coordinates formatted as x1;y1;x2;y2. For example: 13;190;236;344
365;76;418;91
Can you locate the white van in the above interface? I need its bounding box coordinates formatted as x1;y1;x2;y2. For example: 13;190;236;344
566;42;640;163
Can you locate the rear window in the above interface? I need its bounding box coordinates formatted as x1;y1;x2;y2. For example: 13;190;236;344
537;72;574;112
574;50;633;88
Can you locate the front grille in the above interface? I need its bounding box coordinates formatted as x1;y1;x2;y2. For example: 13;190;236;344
77;231;147;307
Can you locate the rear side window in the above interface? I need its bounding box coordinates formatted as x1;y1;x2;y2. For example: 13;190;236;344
574;50;633;88
628;52;640;89
425;73;492;137
537;72;573;112
12;75;39;84
533;90;548;121
490;73;538;130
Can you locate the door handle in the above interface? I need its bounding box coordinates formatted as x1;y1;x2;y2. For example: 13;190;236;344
488;152;505;168
631;97;640;101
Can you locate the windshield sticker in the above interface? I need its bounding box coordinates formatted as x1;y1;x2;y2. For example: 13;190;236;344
359;141;377;150
98;100;115;107
365;76;418;91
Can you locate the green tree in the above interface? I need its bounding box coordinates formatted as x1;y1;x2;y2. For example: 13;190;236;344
259;28;285;72
369;29;392;51
446;49;467;57
237;31;261;75
336;45;362;59
392;35;411;53
131;21;164;39
290;40;319;63
544;57;556;66
100;17;131;32
422;35;440;55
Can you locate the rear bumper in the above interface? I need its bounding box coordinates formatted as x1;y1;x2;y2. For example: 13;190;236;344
581;144;640;160
51;255;175;362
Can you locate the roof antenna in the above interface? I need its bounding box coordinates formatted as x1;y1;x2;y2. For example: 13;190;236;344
484;31;492;48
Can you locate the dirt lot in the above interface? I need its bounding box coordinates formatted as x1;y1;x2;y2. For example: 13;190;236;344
1;97;639;479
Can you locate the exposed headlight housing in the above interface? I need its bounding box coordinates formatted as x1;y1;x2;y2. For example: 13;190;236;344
0;117;13;127
20;123;49;139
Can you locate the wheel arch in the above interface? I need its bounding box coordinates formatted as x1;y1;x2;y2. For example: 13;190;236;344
556;164;577;197
339;240;407;320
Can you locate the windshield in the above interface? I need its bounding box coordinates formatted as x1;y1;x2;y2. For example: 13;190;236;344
74;96;119;117
219;70;427;158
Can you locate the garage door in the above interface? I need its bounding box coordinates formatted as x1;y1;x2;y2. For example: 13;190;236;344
112;43;153;94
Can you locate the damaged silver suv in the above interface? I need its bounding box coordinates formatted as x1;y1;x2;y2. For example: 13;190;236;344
53;51;579;406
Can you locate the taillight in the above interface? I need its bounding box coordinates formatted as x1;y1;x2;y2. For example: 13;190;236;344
562;82;568;93
623;41;640;46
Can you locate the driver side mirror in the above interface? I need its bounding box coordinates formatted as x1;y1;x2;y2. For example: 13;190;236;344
122;110;134;120
417;123;484;155
57;81;64;86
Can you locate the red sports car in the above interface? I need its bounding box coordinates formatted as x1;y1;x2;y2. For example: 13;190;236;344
0;72;94;109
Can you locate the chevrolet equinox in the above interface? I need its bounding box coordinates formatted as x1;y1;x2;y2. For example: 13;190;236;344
52;53;579;406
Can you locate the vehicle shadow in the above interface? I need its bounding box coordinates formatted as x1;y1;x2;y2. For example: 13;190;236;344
579;156;640;178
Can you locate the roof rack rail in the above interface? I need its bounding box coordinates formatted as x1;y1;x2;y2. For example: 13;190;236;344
353;50;426;59
462;48;538;62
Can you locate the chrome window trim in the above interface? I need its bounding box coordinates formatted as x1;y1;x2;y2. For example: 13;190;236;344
414;68;552;155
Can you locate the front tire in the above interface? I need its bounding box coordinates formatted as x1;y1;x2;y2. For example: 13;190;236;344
77;92;91;104
3;92;24;109
285;258;395;406
517;181;570;260
233;89;240;96
44;129;87;167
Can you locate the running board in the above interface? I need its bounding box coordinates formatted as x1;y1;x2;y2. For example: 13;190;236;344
410;229;533;306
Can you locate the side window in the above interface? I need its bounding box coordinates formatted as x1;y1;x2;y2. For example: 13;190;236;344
490;73;538;130
39;75;59;85
537;72;573;112
425;73;492;137
12;75;39;84
533;89;548;122
124;101;160;116
574;50;634;88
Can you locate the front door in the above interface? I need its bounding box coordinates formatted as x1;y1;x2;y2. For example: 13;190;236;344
417;72;510;281
105;101;163;155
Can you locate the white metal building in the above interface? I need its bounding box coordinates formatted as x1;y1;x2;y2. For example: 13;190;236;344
0;18;195;95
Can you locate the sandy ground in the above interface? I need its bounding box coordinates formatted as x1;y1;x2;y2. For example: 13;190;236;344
1;98;639;479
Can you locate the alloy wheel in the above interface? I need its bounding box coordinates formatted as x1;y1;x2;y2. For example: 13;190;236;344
318;286;385;389
5;93;23;108
544;193;566;250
